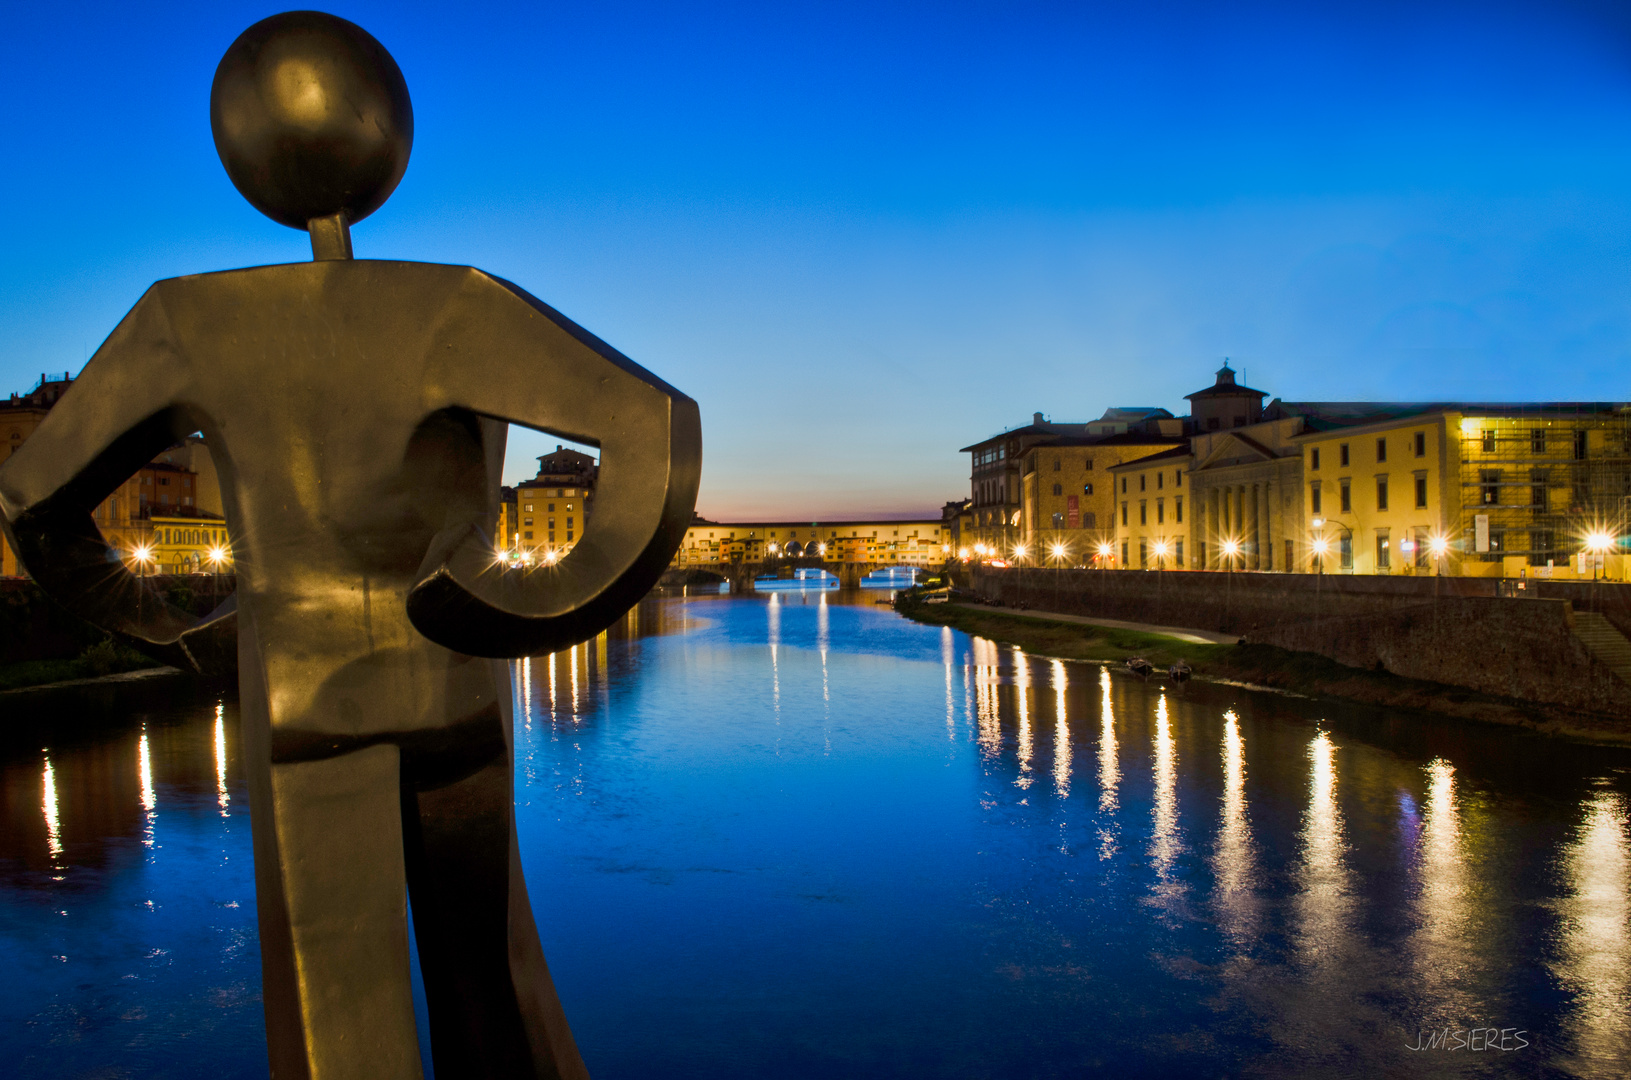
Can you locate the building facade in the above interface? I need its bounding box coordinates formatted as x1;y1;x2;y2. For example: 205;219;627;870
508;446;599;560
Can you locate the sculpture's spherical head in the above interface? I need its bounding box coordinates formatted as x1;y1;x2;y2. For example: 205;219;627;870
211;12;413;230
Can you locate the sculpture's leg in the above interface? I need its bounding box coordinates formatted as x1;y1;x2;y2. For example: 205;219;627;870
243;736;425;1079
401;697;589;1080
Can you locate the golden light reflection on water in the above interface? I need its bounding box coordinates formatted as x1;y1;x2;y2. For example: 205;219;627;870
213;704;229;815
42;754;62;859
1097;668;1120;860
138;727;156;850
1051;660;1070;799
768;593;781;716
1554;789;1630;1072
1293;732;1352;969
569;643;580;721
1212;710;1258;946
943;626;956;741
1413;758;1470;1008
973;637;1001;759
1148;694;1184;908
1013;647;1033;790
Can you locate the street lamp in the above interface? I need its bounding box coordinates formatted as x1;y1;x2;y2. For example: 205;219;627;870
1221;537;1240;572
1586;530;1613;581
1152;539;1170;571
1429;533;1449;576
1096;541;1113;567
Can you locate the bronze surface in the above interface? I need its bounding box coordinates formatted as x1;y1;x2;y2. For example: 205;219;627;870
0;12;699;1078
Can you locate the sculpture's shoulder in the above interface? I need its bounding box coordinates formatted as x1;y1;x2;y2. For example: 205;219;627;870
151;259;483;297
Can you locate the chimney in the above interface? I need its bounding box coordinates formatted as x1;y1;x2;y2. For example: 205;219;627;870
1033;412;1045;426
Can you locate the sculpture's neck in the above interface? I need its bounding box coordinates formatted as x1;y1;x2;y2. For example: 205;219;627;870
308;213;353;261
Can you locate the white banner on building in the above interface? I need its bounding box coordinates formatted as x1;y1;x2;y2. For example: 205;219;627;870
1474;514;1489;553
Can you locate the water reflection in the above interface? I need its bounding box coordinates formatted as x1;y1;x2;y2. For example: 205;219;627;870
1013;647;1032;790
1293;732;1353;970
42;755;62;860
138;726;155;851
1148;694;1184;911
214;703;230;815
1554;789;1631;1073
1212;710;1258;947
943;627;956;741
1412;759;1470;1011
973;637;1001;760
1096;668;1120;860
1051;660;1070;799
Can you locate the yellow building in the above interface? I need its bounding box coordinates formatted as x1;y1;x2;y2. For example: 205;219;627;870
146;512;234;575
1107;445;1193;570
506;446;598;562
1021;433;1186;566
964;408;1179;559
1298;405;1631;578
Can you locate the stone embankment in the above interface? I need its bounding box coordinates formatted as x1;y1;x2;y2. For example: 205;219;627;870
967;566;1631;720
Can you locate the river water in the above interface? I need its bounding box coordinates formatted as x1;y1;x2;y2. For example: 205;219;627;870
2;590;1628;1079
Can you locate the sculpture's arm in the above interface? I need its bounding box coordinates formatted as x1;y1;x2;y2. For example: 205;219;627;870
0;288;234;673
406;272;701;658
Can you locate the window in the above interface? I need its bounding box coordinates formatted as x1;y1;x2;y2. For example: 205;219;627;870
1052;483;1062;496
1529;530;1555;567
1139;502;1147;525
1174;470;1182;488
523;518;533;526
1139;539;1148;568
1083;483;1094;495
548;503;555;512
1139;475;1146;492
1414;526;1430;569
1480;470;1500;505
525;503;533;512
1574;430;1588;460
1531;470;1548;512
1415;476;1427;509
524;531;533;539
1175;497;1183;523
1339;443;1350;467
1482;429;1496;453
1156;499;1164;525
1311;448;1321;470
1176;540;1184;565
1531;429;1546;454
1483;528;1504;563
1339;535;1352;570
1376;478;1388;511
1122;540;1129;564
1376;529;1390;569
548;530;556;541
1121;477;1127;494
1121;503;1128;526
1414;432;1426;457
1085;458;1094;470
1376;438;1387;463
1311;484;1322;514
1083;511;1096;528
1053;458;1061;471
1339;481;1351;513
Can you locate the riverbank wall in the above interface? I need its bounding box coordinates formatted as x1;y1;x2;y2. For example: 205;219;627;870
966;567;1631;718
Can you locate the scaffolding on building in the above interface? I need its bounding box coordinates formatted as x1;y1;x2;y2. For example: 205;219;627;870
1457;405;1631;568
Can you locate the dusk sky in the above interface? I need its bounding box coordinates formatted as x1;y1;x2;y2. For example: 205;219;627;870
6;1;1631;519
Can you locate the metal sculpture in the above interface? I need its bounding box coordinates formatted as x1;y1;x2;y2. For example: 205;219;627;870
0;12;701;1079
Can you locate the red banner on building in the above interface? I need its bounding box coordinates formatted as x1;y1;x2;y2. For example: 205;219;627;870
1066;495;1079;529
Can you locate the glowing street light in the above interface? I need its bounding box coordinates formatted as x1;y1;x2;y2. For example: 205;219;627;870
1221;538;1240;571
1050;542;1067;561
1586;530;1614;580
208;545;228;568
1013;543;1028;561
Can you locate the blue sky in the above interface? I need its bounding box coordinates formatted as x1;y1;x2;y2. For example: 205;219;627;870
5;1;1631;518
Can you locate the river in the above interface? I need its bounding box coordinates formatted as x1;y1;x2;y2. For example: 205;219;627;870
2;590;1628;1078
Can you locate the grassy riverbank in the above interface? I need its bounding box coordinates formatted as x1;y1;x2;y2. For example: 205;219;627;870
0;638;160;693
900;599;1631;746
